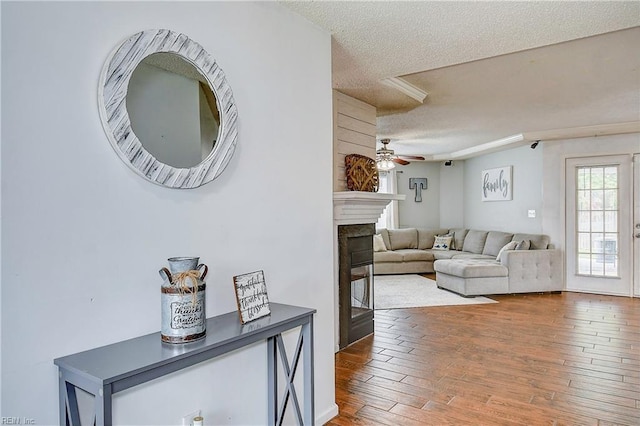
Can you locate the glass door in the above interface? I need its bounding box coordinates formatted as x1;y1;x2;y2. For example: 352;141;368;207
566;155;633;296
350;264;373;318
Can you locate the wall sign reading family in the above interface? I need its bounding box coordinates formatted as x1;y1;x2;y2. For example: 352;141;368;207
482;166;512;201
233;270;271;323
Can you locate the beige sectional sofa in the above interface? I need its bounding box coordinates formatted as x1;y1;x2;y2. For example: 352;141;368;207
374;227;562;296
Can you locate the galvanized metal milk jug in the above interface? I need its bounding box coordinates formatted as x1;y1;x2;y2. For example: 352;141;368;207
159;257;208;343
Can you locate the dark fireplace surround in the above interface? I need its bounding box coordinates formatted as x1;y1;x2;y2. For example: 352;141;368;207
338;223;375;349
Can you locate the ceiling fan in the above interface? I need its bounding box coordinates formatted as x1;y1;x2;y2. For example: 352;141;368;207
376;138;425;170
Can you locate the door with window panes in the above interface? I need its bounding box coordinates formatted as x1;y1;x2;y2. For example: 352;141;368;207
565;155;634;296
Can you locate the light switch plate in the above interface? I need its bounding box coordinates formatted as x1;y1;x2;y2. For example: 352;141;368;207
528;210;536;218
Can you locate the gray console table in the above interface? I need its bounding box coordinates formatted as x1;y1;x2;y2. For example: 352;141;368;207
54;303;315;425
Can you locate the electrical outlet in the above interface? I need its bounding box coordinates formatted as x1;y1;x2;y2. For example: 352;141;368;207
528;209;536;218
182;409;201;426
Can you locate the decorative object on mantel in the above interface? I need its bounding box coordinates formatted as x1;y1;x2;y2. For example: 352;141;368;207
482;166;512;201
159;257;208;343
233;270;271;324
345;154;379;192
409;177;428;202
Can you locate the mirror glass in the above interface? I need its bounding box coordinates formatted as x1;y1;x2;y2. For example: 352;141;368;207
127;52;220;169
98;29;238;189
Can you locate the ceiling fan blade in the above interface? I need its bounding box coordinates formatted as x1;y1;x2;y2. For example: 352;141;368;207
398;155;425;160
393;158;410;165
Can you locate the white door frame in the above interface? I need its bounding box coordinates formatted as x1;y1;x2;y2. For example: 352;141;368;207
634;154;639;296
565;154;634;297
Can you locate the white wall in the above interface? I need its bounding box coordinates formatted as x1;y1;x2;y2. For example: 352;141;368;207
1;2;336;425
542;133;640;251
439;161;464;229
395;162;441;228
463;145;544;235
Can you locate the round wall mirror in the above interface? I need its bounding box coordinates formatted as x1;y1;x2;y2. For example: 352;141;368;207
98;29;238;188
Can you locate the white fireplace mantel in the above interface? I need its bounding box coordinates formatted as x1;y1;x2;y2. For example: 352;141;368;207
333;191;406;225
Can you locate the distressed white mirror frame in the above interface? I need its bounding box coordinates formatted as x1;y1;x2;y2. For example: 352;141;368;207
98;29;238;189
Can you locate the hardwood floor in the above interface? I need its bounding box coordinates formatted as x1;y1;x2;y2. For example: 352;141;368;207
328;285;640;425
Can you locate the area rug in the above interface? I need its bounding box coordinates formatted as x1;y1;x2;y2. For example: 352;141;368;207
374;274;497;309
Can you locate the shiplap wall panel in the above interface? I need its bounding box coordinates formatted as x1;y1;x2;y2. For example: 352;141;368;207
336;127;375;148
336;110;377;134
335;141;375;157
333;91;377;191
335;98;376;125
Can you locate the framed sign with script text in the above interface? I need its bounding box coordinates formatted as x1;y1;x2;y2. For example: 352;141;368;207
481;166;512;201
233;270;271;324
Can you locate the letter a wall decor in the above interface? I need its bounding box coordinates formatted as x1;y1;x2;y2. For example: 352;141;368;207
481;166;512;201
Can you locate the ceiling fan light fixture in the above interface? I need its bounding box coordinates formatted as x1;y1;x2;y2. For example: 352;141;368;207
376;138;397;171
376;157;395;171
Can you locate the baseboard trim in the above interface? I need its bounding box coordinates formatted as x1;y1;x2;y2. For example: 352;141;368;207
317;403;339;425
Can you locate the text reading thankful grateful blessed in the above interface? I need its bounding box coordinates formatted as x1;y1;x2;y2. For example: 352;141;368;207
234;271;271;323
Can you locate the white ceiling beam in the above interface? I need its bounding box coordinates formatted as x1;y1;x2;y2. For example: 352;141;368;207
522;121;640;142
432;134;526;161
430;121;640;161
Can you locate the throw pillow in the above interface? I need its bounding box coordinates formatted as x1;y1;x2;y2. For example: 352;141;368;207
443;233;456;250
496;240;519;261
432;235;453;251
373;234;387;252
515;240;531;250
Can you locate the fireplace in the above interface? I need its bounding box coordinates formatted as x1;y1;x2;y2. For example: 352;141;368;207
338;223;375;349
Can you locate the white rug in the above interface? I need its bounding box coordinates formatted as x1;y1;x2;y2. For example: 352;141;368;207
374;274;497;309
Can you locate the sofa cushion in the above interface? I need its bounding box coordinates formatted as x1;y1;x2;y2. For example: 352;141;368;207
512;233;550;250
373;234;387;252
388;228;418;250
434;258;508;278
515;239;531;250
417;228;448;249
395;249;434;262
482;231;515;257
448;228;468;251
433;235;453;250
462;230;489;254
374;251;404;262
378;229;391;251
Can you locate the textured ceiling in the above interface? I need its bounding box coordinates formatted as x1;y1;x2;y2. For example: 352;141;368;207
282;1;640;158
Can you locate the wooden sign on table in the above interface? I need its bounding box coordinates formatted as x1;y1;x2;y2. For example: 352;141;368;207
233;270;271;324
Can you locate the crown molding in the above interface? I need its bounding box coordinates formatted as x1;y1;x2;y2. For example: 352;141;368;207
380;77;428;103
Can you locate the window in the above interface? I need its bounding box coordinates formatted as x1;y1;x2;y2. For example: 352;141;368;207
576;165;619;277
376;171;398;230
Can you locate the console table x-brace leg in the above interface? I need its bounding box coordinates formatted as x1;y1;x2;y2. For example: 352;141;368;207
267;321;314;426
277;332;303;424
59;369;113;426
